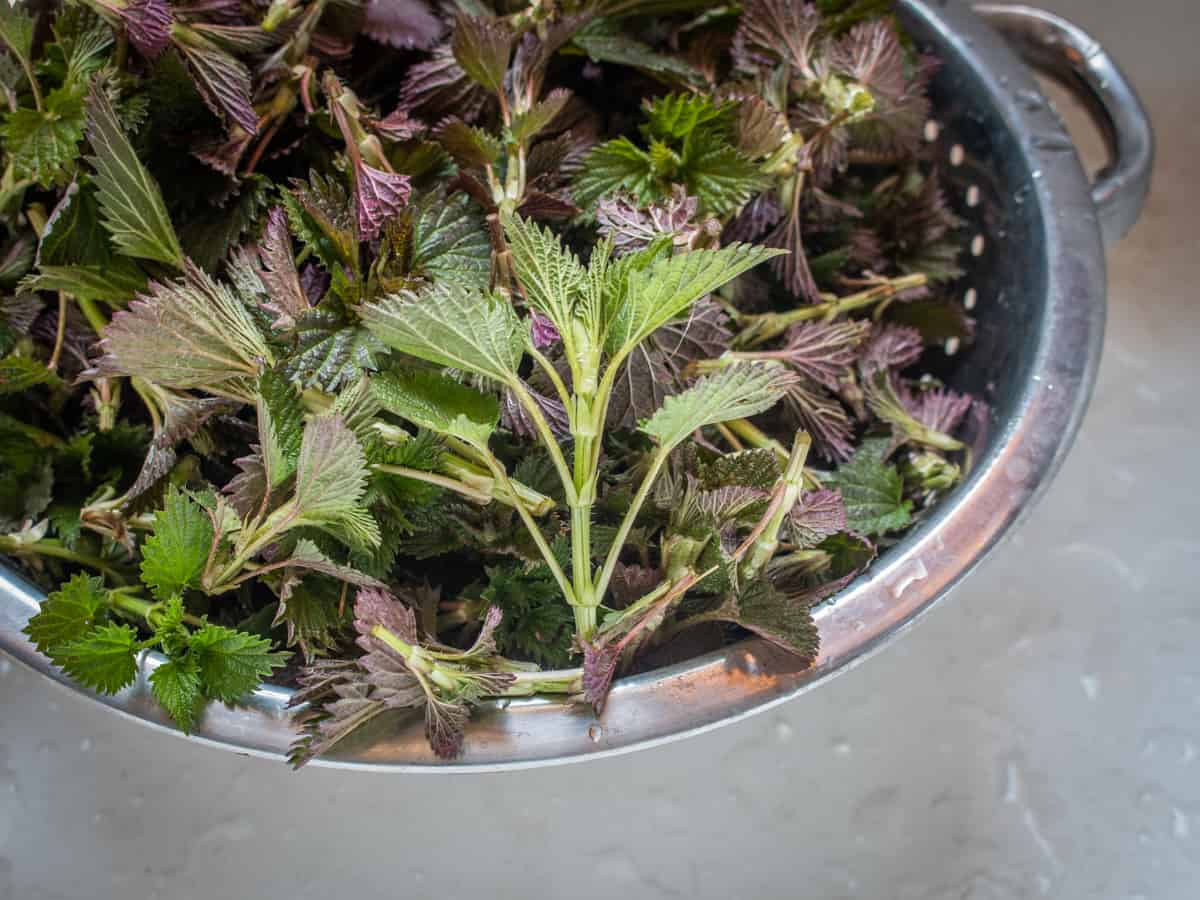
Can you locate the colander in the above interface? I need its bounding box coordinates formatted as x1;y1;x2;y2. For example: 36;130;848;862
0;1;1153;769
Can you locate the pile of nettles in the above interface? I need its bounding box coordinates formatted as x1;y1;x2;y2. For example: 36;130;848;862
0;0;979;763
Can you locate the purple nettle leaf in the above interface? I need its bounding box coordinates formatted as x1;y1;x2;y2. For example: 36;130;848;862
860;324;924;374
779;320;871;390
191;131;252;176
723;190;783;244
596;187;715;256
224;450;269;519
425;695;469;758
732;0;822;77
766;212;821;303
122;0;173;60
501;384;569;439
353;587;421;647
400;44;489;122
126;393;239;503
0;292;43;335
516;190;578;222
362;0;445;50
788;489;848;550
299;263;330;306
177;42;259;135
902;385;974;437
784;379;856;463
255;207;308;331
826;20;907;102
354;162;412;242
369;106;427;142
529;311;560;350
582;640;620;713
174;0;241;21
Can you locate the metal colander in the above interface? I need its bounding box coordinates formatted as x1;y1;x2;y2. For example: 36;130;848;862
0;1;1153;770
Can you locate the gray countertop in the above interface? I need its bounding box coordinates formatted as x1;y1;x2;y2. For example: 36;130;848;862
2;1;1197;898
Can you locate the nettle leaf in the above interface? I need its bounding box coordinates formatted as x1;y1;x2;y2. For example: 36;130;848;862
55;622;140;694
282;171;357;272
188;622;289;703
435;117;502;169
643;94;727;141
510;89;571;143
362;282;524;385
574;138;655;210
732;579;819;662
94;262;270;396
140;488;215;600
23;263;148;304
606;242;783;354
254;207;307;330
285;313;384;393
85;84;185;268
149;656;203;731
23;573;108;656
410;192;490;288
37;178;111;267
640;363;794;450
372;370;499;450
0;354;59;394
176;39;258;135
828;437;912;536
289;416;380;550
683;138;767;217
0;3;35;64
451;14;512;95
257;368;304;489
572;23;701;83
503;213;586;333
362;0;444;50
2;85;87;187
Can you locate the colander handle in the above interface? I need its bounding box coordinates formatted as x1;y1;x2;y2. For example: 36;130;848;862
974;4;1154;243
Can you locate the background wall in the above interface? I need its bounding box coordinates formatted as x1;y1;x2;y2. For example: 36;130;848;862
3;1;1196;897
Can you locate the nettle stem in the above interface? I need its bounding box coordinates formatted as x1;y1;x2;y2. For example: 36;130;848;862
735;273;928;348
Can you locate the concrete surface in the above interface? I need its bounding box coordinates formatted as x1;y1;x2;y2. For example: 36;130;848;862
2;1;1197;898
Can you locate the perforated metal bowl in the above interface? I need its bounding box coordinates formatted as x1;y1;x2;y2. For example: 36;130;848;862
0;1;1153;770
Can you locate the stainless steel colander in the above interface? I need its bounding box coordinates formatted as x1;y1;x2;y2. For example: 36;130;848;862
0;1;1153;770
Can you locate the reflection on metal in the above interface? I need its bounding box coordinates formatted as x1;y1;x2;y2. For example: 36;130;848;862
0;2;1152;771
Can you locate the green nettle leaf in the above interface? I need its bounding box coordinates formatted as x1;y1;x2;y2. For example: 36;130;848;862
37;178;113;266
733;579;819;661
188;623;289;704
509;89;571;143
93;262;270;396
257;369;304;489
410;193;491;288
451;14;511;95
287;416;380;550
372;370;500;450
55;622;140;694
285;314;384;392
23;573;108;655
683;140;768;216
827;437;913;536
149;657;203;732
362;282;525;385
140;488;216;600
502;214;586;334
435;118;503;169
574;138;655;210
643;94;727;141
606;243;785;354
0;3;35;63
85;84;185;268
0;354;60;394
2;86;87;187
571;24;702;83
640;363;794;449
22;263;148;304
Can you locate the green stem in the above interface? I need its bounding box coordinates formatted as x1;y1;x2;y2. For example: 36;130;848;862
108;590;205;628
373;464;494;505
478;453;576;606
3;538;127;584
507;380;577;505
76;295;109;335
739;432;810;582
735;273;929;348
591;445;670;610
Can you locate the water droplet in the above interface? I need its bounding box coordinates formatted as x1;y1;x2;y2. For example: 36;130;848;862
833;739;852;756
79;738;92;753
889;558;928;599
587;724;603;743
1032;169;1044;180
1015;88;1045;111
0;658;11;677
